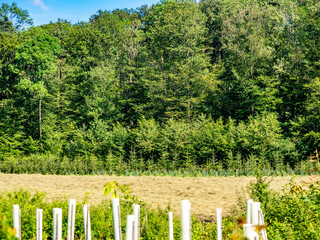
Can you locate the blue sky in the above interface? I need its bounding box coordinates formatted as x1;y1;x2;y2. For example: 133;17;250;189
3;0;160;26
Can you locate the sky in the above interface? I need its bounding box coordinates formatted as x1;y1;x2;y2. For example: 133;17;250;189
3;0;161;26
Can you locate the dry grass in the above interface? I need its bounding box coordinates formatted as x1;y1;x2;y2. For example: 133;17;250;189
0;174;308;220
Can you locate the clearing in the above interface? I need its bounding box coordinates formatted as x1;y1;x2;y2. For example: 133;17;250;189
0;174;309;220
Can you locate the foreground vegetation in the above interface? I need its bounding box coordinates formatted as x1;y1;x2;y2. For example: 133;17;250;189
1;0;320;173
1;177;320;239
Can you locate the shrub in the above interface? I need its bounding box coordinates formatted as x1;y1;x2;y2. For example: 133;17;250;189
249;176;320;239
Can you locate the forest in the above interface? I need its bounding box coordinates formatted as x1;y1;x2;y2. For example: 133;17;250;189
0;0;320;175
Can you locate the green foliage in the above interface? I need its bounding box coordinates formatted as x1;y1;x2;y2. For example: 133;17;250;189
248;176;320;239
0;209;18;240
103;181;134;200
1;0;320;175
0;2;33;32
0;189;241;239
4;182;320;239
0;113;305;176
249;176;272;208
141;0;211;121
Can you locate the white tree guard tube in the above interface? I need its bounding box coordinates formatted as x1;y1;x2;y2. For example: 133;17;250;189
243;224;259;240
125;215;135;240
246;199;253;224
258;209;268;240
36;209;43;240
53;208;62;240
216;208;222;240
83;204;92;240
133;204;140;240
189;201;191;239
67;199;76;240
168;212;174;240
181;200;191;240
112;198;122;240
251;202;261;226
13;205;21;239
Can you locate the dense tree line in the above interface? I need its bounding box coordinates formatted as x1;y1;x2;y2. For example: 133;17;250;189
0;0;319;172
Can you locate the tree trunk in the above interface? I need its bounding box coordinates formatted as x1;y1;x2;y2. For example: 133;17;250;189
39;96;42;139
58;54;62;118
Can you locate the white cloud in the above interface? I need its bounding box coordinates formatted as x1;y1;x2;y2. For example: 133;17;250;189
33;0;51;11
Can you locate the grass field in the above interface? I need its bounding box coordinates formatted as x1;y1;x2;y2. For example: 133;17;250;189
0;174;308;220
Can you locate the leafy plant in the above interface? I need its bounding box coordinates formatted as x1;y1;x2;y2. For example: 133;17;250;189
309;149;320;174
103;181;130;199
103;181;143;209
0;189;240;239
0;209;18;240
